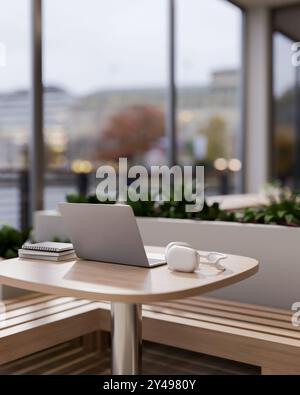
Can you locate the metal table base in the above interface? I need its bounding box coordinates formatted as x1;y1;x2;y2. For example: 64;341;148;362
111;302;142;375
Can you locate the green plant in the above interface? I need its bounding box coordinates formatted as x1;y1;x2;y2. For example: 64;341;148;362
0;225;30;259
66;194;89;203
66;193;112;204
238;195;300;226
65;191;234;222
65;189;300;227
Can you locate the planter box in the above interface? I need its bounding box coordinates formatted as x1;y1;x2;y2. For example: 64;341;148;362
34;210;300;310
34;210;69;242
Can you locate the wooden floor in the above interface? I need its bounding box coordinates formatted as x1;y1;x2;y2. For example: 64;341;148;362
0;341;259;375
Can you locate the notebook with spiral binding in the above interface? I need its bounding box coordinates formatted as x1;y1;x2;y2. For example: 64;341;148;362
22;242;73;253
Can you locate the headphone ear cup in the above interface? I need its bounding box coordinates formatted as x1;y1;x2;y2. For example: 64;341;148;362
166;245;199;273
165;242;192;258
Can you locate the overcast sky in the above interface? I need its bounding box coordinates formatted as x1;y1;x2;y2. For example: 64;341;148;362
0;0;243;95
0;0;293;97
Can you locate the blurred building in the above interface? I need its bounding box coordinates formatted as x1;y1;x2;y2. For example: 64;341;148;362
0;70;240;168
0;87;74;169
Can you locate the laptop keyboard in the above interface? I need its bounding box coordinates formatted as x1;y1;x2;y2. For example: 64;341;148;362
147;257;166;267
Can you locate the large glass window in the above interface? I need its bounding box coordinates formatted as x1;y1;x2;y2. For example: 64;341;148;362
272;4;300;190
273;32;296;188
43;0;167;208
176;0;242;195
0;0;30;228
272;27;300;194
0;0;244;227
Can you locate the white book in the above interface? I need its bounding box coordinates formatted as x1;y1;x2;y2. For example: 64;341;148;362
22;242;73;253
18;251;76;262
18;249;75;257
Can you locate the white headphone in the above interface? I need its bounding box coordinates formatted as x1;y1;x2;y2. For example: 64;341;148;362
165;242;227;273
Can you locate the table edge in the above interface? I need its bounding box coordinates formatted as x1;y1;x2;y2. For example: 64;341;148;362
0;263;258;303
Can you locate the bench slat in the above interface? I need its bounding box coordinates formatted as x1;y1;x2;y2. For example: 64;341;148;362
0;301;102;338
1;300;95;330
152;301;297;332
0;302;99;340
4;294;58;313
142;308;300;348
144;304;300;341
174;298;292;322
187;296;291;316
0;297;77;321
3;292;46;305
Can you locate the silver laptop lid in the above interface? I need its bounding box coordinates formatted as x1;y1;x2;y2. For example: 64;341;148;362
59;203;150;267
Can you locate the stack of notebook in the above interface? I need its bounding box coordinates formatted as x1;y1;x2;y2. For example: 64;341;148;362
18;242;76;262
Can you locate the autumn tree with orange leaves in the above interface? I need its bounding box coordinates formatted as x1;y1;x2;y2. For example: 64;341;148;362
97;105;165;163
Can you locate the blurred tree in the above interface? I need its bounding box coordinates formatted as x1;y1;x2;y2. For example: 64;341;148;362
97;105;165;163
274;125;294;182
202;116;229;161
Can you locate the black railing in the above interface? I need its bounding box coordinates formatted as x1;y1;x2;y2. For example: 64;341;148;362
0;170;79;231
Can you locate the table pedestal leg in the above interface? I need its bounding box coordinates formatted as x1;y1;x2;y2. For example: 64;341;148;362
111;302;142;375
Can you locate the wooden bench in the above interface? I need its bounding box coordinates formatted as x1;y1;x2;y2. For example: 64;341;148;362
95;296;300;375
1;293;300;374
0;293;107;365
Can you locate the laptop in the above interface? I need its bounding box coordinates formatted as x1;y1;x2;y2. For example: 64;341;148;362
58;203;166;268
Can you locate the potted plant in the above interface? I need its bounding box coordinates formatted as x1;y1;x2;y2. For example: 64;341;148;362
0;225;30;259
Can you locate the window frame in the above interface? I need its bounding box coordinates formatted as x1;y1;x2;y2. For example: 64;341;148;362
29;0;244;221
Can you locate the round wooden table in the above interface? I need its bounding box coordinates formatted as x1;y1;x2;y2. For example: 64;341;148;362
0;246;258;375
